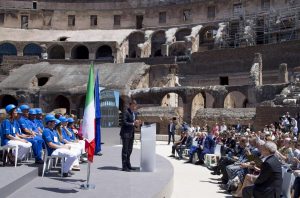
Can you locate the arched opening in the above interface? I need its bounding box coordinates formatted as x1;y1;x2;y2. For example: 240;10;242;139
204;92;215;108
224;91;247;108
71;45;89;59
175;28;192;41
36;73;52;87
199;26;218;50
191;93;205;119
78;95;86;118
54;95;70;114
23;43;43;58
96;45;113;60
151;30;166;57
0;43;17;62
161;92;183;107
128;32;145;58
48;45;65;59
0;95;18;109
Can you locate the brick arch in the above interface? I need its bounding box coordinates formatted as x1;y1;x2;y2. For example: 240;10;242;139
71;44;89;59
53;95;70;114
175;28;192;41
96;45;113;60
151;30;166;57
224;91;248;108
160;92;183;107
47;44;65;59
0;94;18;109
199;25;218;45
23;43;43;58
0;42;17;62
128;31;145;58
191;92;205;119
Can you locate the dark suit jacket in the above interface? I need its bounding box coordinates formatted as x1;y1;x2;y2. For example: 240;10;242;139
168;123;175;134
203;135;216;154
120;108;135;139
253;155;282;198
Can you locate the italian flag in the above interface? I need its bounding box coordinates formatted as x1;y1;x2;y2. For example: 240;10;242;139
82;64;96;162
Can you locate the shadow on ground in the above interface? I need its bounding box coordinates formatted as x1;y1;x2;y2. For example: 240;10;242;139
36;187;79;194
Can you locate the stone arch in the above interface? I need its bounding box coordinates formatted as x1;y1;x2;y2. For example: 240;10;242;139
96;45;113;59
77;95;86;118
23;43;43;58
71;44;89;59
48;44;65;59
224;91;247;108
0;42;17;62
0;95;18;109
199;25;218;50
161;92;183;107
175;28;192;41
191;93;205;119
169;42;188;56
54;95;70;113
128;31;145;58
151;30;166;57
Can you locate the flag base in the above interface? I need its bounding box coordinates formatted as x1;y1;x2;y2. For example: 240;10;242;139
80;183;96;190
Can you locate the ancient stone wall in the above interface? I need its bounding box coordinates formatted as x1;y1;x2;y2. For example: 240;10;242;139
0;0;290;29
254;106;300;131
180;40;300;83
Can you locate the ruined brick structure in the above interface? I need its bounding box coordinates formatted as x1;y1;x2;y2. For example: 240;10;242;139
0;0;300;134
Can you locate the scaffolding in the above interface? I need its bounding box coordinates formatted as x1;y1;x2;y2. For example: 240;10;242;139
215;2;300;49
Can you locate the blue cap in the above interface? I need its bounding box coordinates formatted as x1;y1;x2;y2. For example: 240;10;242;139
29;109;36;115
67;118;74;123
44;114;56;123
55;119;61;126
20;104;30;111
5;104;16;113
59;116;68;123
35;108;43;114
16;108;22;114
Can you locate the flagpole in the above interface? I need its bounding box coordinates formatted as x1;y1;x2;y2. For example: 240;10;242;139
80;62;96;190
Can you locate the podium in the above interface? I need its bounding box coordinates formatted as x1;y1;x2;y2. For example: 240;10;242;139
140;123;156;172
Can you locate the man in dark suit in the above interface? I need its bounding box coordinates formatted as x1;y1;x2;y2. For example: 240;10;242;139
197;131;216;164
168;118;176;145
242;141;282;198
120;100;141;172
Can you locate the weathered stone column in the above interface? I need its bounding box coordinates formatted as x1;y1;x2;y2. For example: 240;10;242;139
250;53;263;86
278;63;288;83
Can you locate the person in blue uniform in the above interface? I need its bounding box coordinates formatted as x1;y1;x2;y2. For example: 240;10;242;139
28;109;40;134
18;104;44;164
1;104;32;163
42;114;77;177
34;108;44;132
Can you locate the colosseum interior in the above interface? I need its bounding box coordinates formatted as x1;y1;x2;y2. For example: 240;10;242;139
0;0;300;134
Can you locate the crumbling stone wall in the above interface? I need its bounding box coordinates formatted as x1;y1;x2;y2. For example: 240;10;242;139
192;108;256;128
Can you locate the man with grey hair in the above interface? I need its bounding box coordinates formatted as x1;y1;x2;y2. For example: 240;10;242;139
243;141;282;198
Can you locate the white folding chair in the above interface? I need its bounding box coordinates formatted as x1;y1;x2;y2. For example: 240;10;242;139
281;167;296;198
42;147;65;178
0;136;18;167
204;144;222;167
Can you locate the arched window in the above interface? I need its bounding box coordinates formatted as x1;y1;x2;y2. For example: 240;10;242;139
0;43;17;62
71;45;89;59
23;43;43;58
48;45;65;59
151;30;166;57
96;45;113;59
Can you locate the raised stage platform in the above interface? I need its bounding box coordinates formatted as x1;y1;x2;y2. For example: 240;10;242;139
3;145;173;198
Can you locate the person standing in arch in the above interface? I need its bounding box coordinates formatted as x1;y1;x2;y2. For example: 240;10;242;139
119;100;141;172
